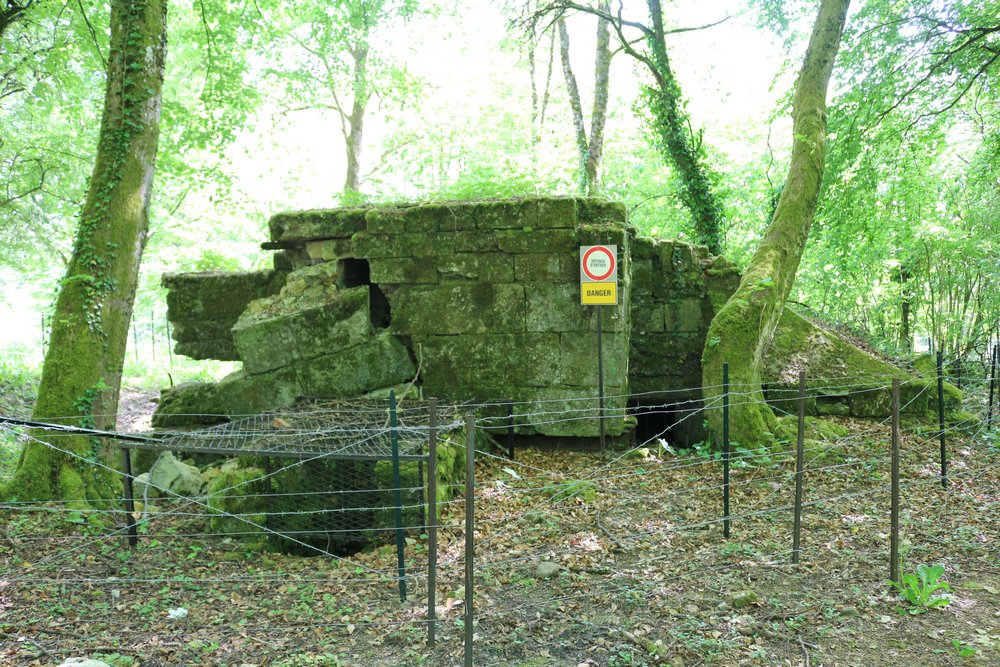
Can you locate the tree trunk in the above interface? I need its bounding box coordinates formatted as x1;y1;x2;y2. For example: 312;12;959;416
899;264;912;351
4;0;167;504
557;2;611;196
701;0;850;447
343;44;369;198
0;1;35;41
586;1;611;195
644;0;723;253
557;18;589;194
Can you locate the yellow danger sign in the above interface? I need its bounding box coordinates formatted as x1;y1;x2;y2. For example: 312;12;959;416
581;282;617;305
580;245;618;305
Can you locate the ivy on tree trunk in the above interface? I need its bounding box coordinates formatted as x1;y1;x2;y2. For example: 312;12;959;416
642;0;723;253
701;0;851;448
4;0;167;505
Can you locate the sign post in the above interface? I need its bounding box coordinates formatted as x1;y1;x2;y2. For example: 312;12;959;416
580;245;618;452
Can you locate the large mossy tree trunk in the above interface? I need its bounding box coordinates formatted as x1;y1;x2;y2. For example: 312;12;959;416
4;0;167;505
701;0;850;447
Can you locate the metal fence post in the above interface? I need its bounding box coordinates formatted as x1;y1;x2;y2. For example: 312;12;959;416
597;307;605;453
464;414;476;667
506;400;515;460
389;390;406;601
122;447;138;548
936;351;947;488
263;456;274;533
427;398;438;647
988;344;997;431
890;379;901;583
722;361;730;539
792;371;806;564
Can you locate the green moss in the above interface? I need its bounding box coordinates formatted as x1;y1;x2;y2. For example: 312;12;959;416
369;258;439;284
389;284;525;335
270;208;368;242
575;199;627;224
774;415;849;442
206;466;267;538
232;284;372;374
513;253;575;282
437;254;515;282
497;229;578;254
534;197;578;229
472;200;526;230
364;207;407;234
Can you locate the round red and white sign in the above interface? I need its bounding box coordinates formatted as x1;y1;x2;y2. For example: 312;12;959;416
581;246;616;282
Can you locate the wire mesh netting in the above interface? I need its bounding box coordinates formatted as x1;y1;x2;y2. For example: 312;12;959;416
128;398;467;555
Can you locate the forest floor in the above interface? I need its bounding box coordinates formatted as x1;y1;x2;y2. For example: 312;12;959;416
0;399;997;666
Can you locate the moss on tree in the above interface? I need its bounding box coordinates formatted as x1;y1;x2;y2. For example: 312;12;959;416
1;0;168;504
702;0;851;448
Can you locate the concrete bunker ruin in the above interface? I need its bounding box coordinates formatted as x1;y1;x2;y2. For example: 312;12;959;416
155;196;953;443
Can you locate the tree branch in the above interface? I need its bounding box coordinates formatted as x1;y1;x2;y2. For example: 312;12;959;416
75;0;107;71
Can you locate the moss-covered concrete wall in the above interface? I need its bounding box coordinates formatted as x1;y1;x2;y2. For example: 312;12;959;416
157;197;633;437
162;270;287;360
156;196;936;441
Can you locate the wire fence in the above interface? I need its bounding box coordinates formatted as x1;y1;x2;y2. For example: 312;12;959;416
0;366;997;666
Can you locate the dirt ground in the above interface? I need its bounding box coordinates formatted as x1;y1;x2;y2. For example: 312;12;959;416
0;413;997;666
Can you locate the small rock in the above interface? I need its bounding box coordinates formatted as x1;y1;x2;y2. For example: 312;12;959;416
139;452;205;498
57;660;112;667
535;561;561;579
167;607;189;620
731;590;762;609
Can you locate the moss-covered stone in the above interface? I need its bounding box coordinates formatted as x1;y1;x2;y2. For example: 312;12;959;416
526;283;586;333
497;229;578;254
473;200;527;230
206;466;267;537
511;389;628;437
774;415;850;442
576;199;627;224
575;223;627;248
305;238;355;262
368;258;439;284
232;285;372;375
364;207;407;234
416;333;561;392
534;197;578;229
664;299;705;333
164;270;287;361
403;204;444;232
514;253;576;282
632;304;665;333
295;333;416;396
436;253;514;282
558;333;628;386
351;232;449;258
764;309;903;385
390;283;526;335
270;208;368;242
630;259;654;296
152;367;304;428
